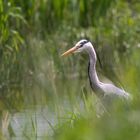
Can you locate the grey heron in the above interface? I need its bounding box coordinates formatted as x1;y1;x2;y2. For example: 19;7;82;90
61;39;132;114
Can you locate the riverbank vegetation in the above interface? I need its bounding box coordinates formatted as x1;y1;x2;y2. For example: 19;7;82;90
0;0;140;139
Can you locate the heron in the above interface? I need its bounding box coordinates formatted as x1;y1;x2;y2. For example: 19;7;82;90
61;39;132;115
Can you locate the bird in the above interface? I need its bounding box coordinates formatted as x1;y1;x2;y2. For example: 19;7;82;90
61;39;132;115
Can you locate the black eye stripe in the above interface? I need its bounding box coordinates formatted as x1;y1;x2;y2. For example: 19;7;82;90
79;40;89;47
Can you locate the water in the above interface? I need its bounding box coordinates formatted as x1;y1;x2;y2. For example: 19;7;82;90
2;98;86;140
4;106;57;140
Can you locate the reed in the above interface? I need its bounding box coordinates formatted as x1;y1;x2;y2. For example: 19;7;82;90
0;0;140;139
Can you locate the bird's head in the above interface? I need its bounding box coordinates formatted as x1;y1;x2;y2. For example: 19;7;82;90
61;39;93;56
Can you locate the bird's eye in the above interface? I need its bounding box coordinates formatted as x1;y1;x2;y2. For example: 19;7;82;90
79;40;88;47
79;43;83;47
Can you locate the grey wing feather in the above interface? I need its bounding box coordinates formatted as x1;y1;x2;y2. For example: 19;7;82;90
100;83;132;101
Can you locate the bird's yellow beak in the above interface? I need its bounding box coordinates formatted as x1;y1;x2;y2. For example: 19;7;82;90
61;46;78;56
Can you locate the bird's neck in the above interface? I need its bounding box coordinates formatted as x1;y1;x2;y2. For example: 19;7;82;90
87;47;100;91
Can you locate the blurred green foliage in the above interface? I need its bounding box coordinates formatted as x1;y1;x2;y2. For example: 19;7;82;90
0;0;140;139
